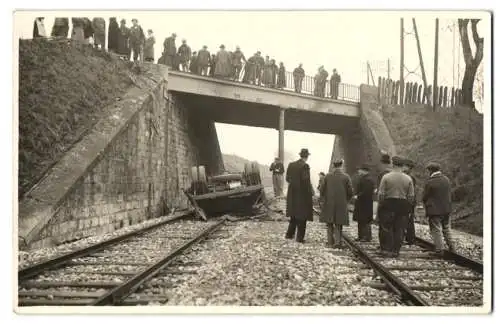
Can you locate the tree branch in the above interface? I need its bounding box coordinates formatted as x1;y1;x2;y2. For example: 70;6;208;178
471;19;484;66
458;19;473;66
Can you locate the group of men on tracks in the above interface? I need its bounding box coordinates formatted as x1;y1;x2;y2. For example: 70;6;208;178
32;17;343;99
277;149;455;258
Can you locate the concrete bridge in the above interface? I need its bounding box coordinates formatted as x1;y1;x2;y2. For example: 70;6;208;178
19;64;395;249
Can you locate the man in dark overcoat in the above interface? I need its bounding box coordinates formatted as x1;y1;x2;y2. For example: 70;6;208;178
422;162;455;256
285;148;314;243
353;164;375;242
320;159;353;248
163;33;177;67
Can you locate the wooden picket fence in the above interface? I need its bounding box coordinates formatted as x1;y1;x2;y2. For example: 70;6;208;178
377;76;464;108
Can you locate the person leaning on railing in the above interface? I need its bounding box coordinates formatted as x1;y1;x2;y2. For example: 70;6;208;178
330;69;341;99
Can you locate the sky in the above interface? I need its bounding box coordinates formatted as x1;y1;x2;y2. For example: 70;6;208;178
13;11;490;187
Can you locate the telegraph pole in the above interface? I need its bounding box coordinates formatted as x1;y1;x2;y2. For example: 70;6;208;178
387;58;390;79
412;18;431;104
400;18;404;105
433;18;439;111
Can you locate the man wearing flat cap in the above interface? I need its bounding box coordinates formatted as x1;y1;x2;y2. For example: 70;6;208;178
353;164;375;242
320;159;353;248
129;19;145;62
402;159;417;245
377;156;415;257
422;162;455;255
285;149;314;243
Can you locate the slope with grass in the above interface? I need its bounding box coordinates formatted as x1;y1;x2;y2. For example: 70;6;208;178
18;38;134;197
382;104;483;236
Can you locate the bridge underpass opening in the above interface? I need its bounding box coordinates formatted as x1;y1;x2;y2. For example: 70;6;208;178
214;122;335;192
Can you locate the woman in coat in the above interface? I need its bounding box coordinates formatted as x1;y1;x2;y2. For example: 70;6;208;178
117;19;130;57
320;159;353;248
277;62;286;89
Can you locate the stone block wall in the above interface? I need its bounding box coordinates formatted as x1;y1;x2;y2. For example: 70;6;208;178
331;84;395;177
19;66;223;249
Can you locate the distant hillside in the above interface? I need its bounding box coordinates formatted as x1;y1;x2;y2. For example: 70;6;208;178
383;104;483;236
222;154;273;188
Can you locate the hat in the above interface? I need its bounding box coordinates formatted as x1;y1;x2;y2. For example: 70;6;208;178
147;29;153;33
299;148;310;158
380;153;391;164
182;39;186;43
426;162;441;171
257;51;261;54
203;45;208;48
132;18;138;23
120;19;126;23
333;159;344;167
358;163;370;171
220;44;225;48
392;156;405;166
172;33;177;37
404;158;415;168
319;172;326;176
236;45;240;49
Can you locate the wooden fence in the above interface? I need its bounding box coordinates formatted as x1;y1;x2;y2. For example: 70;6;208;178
377;76;464;108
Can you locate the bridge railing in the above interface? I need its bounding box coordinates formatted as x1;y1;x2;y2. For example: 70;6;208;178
281;72;360;103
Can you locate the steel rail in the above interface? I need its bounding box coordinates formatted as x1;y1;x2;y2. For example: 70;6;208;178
312;207;428;306
414;237;483;274
92;219;226;306
341;234;429;306
18;210;193;281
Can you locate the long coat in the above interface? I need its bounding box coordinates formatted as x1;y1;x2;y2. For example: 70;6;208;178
277;65;286;88
107;18;120;52
92;18;106;45
144;36;156;60
214;49;232;77
320;169;353;225
197;49;211;67
285;159;313;222
117;25;130;55
422;172;452;216
353;173;374;224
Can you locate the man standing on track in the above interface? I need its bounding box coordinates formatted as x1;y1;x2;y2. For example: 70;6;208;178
422;162;455;256
270;157;285;198
377;156;415;258
403;159;417;245
319;159;353;248
353;164;375;242
285;149;314;243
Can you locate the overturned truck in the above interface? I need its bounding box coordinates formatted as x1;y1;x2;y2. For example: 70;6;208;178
184;162;265;219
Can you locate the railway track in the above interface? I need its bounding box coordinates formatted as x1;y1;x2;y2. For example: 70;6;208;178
313;207;483;306
18;211;227;306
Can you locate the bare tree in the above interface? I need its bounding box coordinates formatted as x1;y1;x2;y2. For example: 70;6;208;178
458;18;484;107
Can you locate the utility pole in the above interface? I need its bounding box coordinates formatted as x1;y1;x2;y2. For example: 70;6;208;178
433;18;439;111
387;58;390;79
367;62;370;84
400;18;404;105
412;18;431;104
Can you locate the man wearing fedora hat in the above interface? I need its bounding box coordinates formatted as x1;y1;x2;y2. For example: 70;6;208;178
320;159;353;248
197;45;211;76
285;148;314;243
353;163;375;242
377;156;415;257
423;162;455;256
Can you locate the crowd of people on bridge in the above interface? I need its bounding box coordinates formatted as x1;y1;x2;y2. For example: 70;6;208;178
31;16;343;100
272;150;454;258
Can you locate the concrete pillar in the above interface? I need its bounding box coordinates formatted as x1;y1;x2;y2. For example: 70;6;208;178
278;108;285;163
